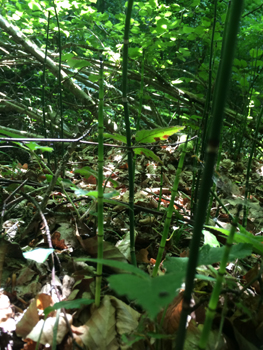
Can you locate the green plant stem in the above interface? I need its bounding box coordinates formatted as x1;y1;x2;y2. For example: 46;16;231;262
95;56;104;307
176;1;243;349
122;0;136;266
152;137;188;277
198;206;242;349
242;106;263;226
205;138;222;225
157;169;163;212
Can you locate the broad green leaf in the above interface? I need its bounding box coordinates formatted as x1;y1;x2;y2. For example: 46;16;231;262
156;18;169;34
164;243;252;273
135;126;185;143
0;128;24;138
62;53;75;61
44;299;94;316
183;26;194;34
163;257;188;274
198;243;252;266
108;271;185;319
69;60;91;69
23;248;54;263
190;0;200;5
203;229;220;247
133;148;162;164
25;142;53;153
75;166;98;178
149;0;158;8
205;225;263;254
103;133;127;143
45;174;63;185
129;47;143;58
89;74;99;82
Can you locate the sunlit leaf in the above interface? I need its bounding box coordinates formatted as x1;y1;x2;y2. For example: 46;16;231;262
135;126;185;143
133;148;163;164
23;248;54;263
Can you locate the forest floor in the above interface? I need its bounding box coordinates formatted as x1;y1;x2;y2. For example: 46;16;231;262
1;141;263;350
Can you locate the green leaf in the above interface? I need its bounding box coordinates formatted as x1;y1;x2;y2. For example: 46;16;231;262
74;190;98;198
205;225;263;254
23;248;54;263
135;126;185;143
183;26;194;34
45;174;63;185
75;166;98;178
103;133;127;143
129;47;143;58
26;142;53;153
149;0;158;8
0;128;24;138
108;271;185;319
89;74;99;82
133;148;163;164
202;229;220;247
107;178;119;188
68;60;91;69
44;299;94;316
198;243;252;265
164;243;252;273
73;190;119;199
156;18;169;34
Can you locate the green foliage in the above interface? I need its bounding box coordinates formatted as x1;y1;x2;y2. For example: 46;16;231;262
206;225;263;255
78;241;252;320
44;299;94;317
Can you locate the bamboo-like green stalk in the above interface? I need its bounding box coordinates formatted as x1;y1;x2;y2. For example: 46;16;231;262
95;56;104;307
132;52;145;181
198;205;242;349
152;137;188;277
157;169;163;212
176;1;243;349
122;0;136;266
136;51;144;131
205;137;222;225
52;1;64;172
191;1;217;218
42;12;50;139
242;106;263;227
42;12;50;166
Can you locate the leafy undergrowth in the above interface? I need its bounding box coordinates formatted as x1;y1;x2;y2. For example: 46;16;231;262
1;143;263;350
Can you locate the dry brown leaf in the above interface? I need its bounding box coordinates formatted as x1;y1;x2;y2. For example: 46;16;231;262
243;263;260;294
136;249;150;263
16;299;39;338
81;295;118;350
158;293;184;334
77;236;127;265
36;294;54;311
80;295;140;350
26;314;72;345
